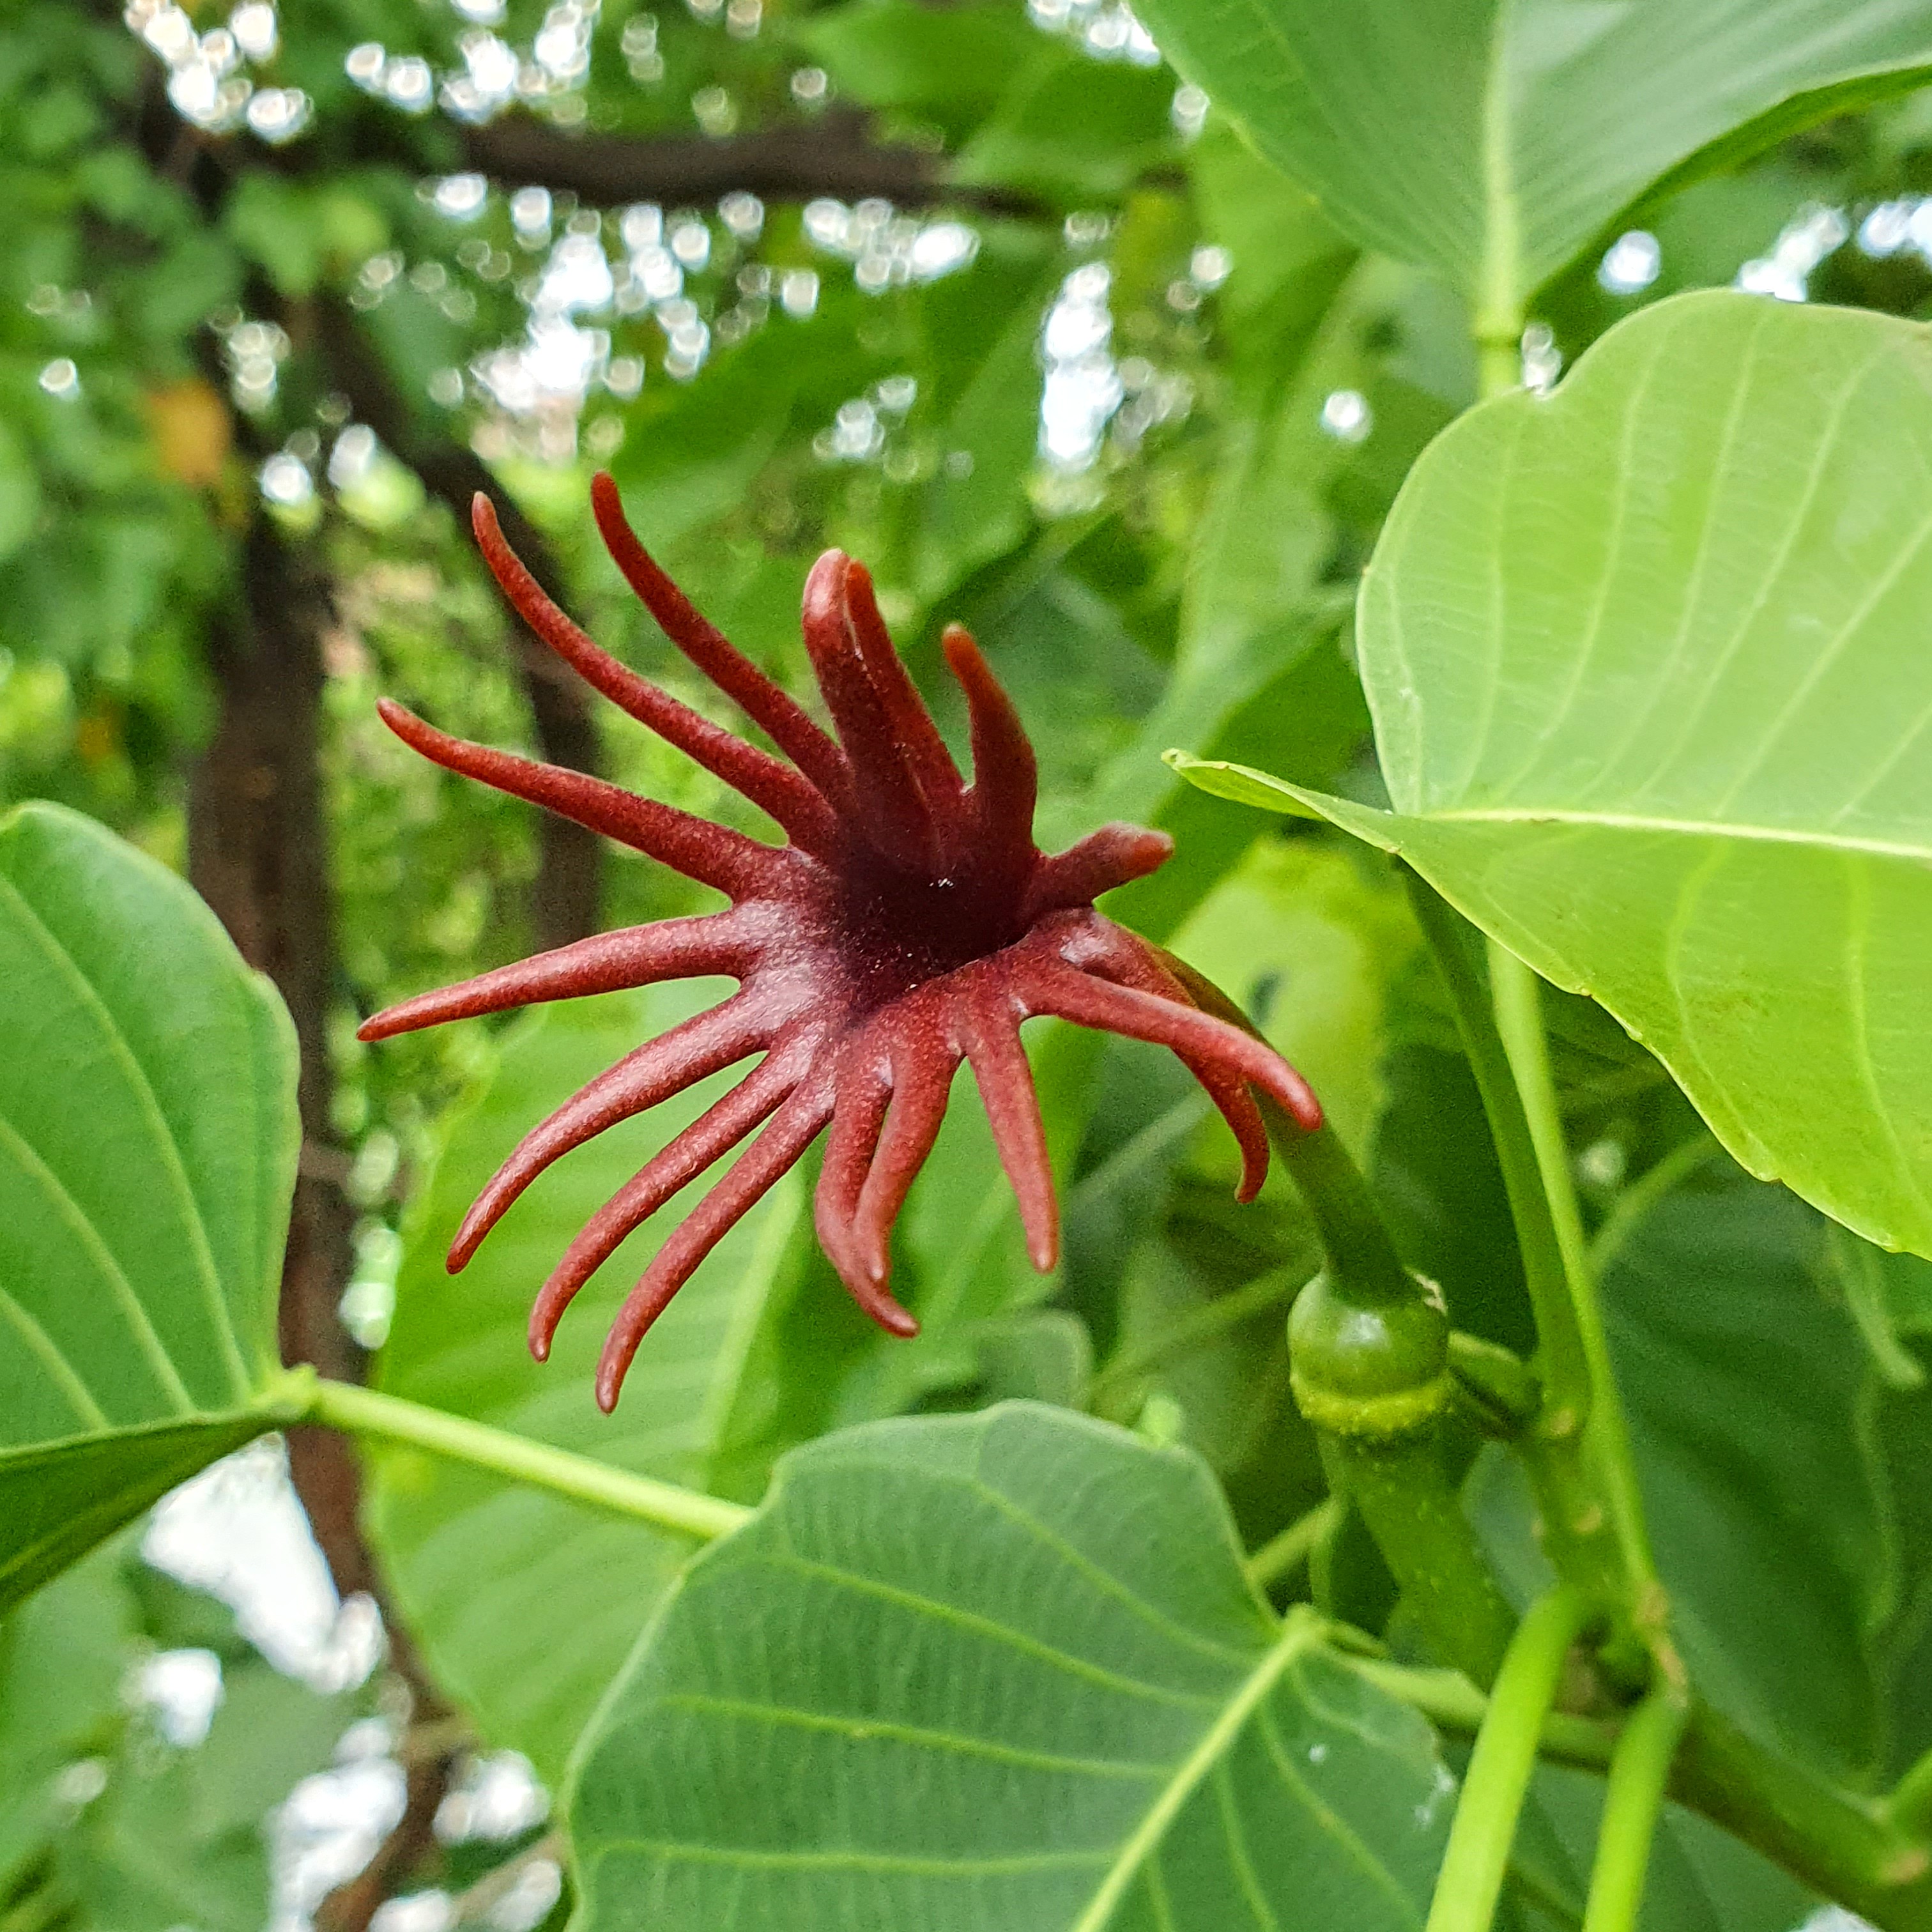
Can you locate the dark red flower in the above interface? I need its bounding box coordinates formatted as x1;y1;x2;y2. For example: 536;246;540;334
360;474;1321;1410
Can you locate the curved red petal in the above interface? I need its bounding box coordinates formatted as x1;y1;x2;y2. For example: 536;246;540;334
358;912;753;1043
473;494;842;857
1022;823;1174;922
526;1037;812;1361
802;551;934;868
1016;947;1323;1131
590;473;854;811
942;625;1036;877
844;560;965;847
850;1011;960;1286
1059;921;1271;1200
957;981;1059;1273
376;698;783;901
594;1081;834;1409
454;994;769;1272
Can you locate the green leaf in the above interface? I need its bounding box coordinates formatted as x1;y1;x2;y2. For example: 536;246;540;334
1131;0;1932;321
222;174;322;298
1089;243;1360;835
1604;1174;1894;1781
0;419;42;565
0;1541;135;1892
365;986;809;1782
801;0;1039;139
1471;1158;1932;1789
61;1749;268;1932
0;804;298;1615
569;1403;1454;1931
914;252;1061;604
954;48;1176;201
1179;292;1932;1260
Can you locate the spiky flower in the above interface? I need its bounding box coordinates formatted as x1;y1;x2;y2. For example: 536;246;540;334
360;475;1321;1410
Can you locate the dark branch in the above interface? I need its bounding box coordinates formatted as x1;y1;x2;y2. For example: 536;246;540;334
458;109;1050;217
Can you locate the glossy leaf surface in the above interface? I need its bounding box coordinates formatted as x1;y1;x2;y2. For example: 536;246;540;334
1132;0;1932;318
0;804;298;1613
571;1402;1453;1931
1176;293;1932;1257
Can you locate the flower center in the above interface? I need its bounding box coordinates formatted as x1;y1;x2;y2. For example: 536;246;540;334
827;850;1028;1010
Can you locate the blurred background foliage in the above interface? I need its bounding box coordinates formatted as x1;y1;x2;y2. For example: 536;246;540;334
6;1;1932;1927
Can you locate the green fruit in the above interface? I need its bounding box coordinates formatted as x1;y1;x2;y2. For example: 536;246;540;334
1288;1270;1451;1439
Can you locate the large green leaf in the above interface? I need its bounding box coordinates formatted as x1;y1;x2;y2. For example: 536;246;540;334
569;1403;1453;1931
1132;0;1932;321
0;1542;134;1892
0;804;298;1614
365;985;809;1782
1176;292;1932;1259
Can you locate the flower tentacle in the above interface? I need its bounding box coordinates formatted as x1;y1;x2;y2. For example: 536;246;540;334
375;697;784;900
473;496;841;857
589;473;854;810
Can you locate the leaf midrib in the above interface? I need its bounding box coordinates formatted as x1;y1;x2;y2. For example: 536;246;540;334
1415;804;1931;862
1068;1611;1323;1932
1477;0;1522;330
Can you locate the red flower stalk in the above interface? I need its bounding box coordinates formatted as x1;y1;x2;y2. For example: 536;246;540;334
360;474;1321;1411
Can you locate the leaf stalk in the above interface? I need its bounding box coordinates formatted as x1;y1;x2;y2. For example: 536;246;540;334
1425;1588;1594;1932
1244;1495;1342;1593
288;1371;751;1542
1579;1683;1686;1932
1401;876;1649;1636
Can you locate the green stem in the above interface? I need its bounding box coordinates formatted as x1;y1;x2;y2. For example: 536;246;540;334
1426;1589;1594;1932
1448;1331;1542;1436
1402;878;1590;1408
1261;1103;1415;1305
295;1373;751;1542
1587;1133;1717;1278
1354;1642;1932;1932
1581;1686;1687;1932
1487;947;1600;1408
1674;1703;1932;1927
1341;1655;1614;1773
1890;1745;1932;1842
1245;1496;1342;1592
1402;875;1647;1634
1488;944;1655;1609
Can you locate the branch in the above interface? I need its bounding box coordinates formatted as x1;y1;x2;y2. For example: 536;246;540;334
459;109;1050;217
316;1721;466;1932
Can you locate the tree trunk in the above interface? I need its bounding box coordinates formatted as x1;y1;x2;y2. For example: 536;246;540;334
187;513;374;1597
